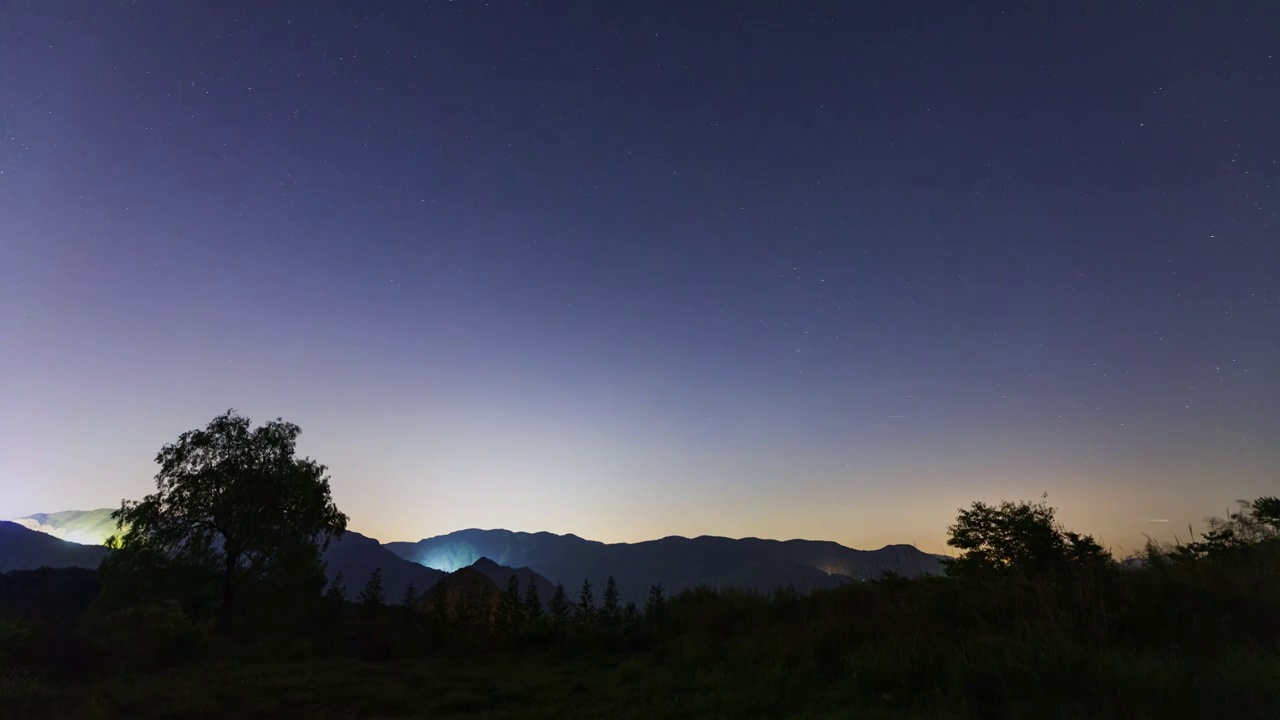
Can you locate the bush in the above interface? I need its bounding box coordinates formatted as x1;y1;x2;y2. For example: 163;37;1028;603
0;617;31;667
86;600;208;669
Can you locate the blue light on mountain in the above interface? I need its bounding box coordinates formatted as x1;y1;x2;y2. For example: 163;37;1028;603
416;543;480;573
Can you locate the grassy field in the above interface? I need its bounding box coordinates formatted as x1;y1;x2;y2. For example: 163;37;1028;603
7;651;935;720
5;638;1277;720
5;562;1280;720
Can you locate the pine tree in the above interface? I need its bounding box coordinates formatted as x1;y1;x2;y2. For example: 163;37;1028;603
358;567;385;610
324;571;347;604
548;583;571;625
644;584;665;623
454;585;477;627
402;582;419;610
601;576;621;625
576;578;595;624
523;576;543;621
499;575;523;628
429;577;450;621
622;601;639;627
459;584;493;629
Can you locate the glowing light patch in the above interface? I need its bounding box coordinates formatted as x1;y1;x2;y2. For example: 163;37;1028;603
416;543;480;573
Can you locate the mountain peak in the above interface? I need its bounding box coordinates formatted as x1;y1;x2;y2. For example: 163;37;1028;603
386;528;943;604
470;556;502;571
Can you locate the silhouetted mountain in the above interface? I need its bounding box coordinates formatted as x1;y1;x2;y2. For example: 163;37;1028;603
12;509;117;545
386;530;944;604
10;509;445;602
322;529;445;602
13;508;943;603
468;557;556;601
0;521;109;572
422;563;506;618
434;565;498;597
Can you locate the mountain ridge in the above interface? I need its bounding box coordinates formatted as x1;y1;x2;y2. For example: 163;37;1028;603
386;527;944;604
0;521;110;572
468;556;557;602
13;509;119;546
9;510;944;605
400;527;924;552
321;529;445;601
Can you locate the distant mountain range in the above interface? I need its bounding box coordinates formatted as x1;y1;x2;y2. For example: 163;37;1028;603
13;509;120;546
0;521;109;572
6;509;944;604
387;529;944;604
11;509;118;547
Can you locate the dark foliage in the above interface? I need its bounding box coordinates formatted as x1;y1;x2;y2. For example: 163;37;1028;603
601;576;621;625
644;584;666;624
358;568;384;611
945;494;1112;579
4;469;1279;718
324;572;346;605
548;583;571;625
106;410;347;631
575;579;595;623
522;576;542;620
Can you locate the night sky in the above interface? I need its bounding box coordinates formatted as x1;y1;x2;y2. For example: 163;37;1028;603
2;1;1276;554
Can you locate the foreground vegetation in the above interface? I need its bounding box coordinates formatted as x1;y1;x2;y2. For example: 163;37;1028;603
4;538;1279;719
2;412;1277;718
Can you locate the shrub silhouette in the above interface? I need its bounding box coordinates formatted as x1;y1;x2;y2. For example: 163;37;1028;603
87;600;207;669
548;583;571;625
359;568;385;611
324;572;347;604
498;575;522;629
601;576;621;625
522;577;543;621
401;582;419;610
575;579;595;624
1176;496;1280;560
644;584;666;623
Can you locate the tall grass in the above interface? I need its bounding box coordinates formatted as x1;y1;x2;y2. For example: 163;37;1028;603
647;541;1280;717
2;540;1278;718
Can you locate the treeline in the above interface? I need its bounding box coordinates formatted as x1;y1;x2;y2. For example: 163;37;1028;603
2;411;1278;718
343;569;667;632
311;570;675;663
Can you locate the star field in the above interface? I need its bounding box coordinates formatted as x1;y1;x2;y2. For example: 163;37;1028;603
1;1;1276;553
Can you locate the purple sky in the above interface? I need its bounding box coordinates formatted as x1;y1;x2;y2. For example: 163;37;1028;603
2;1;1276;554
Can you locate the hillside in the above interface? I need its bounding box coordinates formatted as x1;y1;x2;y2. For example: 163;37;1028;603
386;529;944;604
0;521;110;572
12;509;117;545
11;510;943;604
468;557;556;601
8;510;444;601
322;529;445;602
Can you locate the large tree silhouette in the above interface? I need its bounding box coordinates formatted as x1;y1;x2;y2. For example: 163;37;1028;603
110;410;347;629
945;495;1108;578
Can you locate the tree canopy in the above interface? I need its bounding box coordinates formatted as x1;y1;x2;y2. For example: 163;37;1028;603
945;495;1110;579
109;410;347;629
